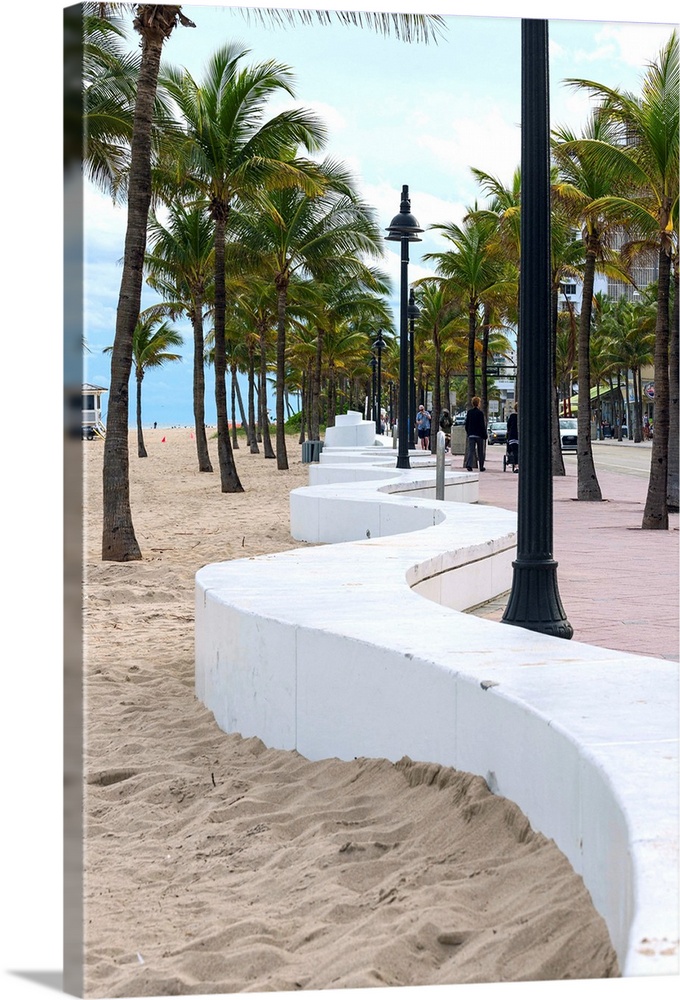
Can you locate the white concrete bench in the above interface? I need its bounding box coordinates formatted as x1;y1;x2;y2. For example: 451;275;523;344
195;460;679;978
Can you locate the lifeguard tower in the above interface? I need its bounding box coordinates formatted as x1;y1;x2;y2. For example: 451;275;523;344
82;383;107;439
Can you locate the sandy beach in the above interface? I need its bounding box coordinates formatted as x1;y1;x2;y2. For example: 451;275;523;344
82;428;619;997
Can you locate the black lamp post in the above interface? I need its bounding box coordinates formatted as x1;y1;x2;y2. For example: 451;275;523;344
407;289;420;450
386;185;423;469
372;331;386;434
370;354;377;427
501;19;572;640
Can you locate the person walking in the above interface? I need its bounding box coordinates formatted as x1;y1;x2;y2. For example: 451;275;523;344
464;396;486;471
506;402;518;472
439;408;453;452
415;404;431;450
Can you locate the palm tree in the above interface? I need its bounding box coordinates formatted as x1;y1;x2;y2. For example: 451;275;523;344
425;214;512;408
669;264;679;511
229;274;280;459
101;4;195;561
145;202;215;471
98;6;443;558
549;201;589;475
306;270;392;436
552;113;630;501
231;160;385;468
412;278;465;450
587;302;617;439
597;295;655;442
243;7;445;42
80;5;136;194
105;308;182;457
564;31;679;526
161;43;328;487
470;166;522;269
320;276;392;429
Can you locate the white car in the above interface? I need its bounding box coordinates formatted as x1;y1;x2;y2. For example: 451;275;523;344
559;417;577;451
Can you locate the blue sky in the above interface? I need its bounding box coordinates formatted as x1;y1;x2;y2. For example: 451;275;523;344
82;1;677;428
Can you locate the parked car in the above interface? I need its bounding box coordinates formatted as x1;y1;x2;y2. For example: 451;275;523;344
454;412;467;425
559;417;578;451
487;420;507;445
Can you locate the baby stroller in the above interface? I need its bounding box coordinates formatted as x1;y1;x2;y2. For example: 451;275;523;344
503;437;519;472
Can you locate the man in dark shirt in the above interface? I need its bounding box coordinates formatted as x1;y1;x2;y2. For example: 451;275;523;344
464;396;486;471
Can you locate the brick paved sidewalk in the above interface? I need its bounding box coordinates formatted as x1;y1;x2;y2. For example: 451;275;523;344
463;444;679;661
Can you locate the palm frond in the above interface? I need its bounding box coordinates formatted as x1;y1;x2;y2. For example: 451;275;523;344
239;8;447;45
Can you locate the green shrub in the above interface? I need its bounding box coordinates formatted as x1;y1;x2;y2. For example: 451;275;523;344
284;412;302;432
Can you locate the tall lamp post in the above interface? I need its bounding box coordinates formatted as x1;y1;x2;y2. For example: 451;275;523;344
386;185;423;469
372;330;386;434
370;354;377;427
501;19;572;639
407;289;420;449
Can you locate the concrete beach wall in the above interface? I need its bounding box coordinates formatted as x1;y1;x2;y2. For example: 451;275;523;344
195;460;679;978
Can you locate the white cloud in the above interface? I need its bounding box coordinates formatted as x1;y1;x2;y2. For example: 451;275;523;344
418;107;521;200
84;184;127;257
267;95;348;138
595;23;675;70
551;21;675;84
552;87;598;133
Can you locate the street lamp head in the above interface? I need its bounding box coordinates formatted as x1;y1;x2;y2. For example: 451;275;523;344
385;184;423;243
407;288;421;320
372;333;386;352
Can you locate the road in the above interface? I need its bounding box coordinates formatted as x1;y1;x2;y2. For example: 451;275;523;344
562;440;653;479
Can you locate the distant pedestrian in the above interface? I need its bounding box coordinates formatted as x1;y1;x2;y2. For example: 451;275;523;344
416;404;431;450
464;396;486;471
439;409;453;452
506;402;518;473
153;421;157;430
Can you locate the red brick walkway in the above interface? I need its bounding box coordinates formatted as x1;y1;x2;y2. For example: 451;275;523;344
465;442;679;661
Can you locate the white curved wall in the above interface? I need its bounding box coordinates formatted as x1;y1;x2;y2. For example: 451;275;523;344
195;460;679;979
323;409;381;448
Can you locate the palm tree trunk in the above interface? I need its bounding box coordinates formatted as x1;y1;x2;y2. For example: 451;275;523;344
191;299;212;471
551;280;565;475
259;325;276;459
298;370;307;444
634;367;643;442
480;307;490;423
136;370;147;458
234;374;248;436
100;4;194;560
311;327;323;441
275;277;289;469
327;364;337;428
642;245;671;528
212;210;244;492
576;247;602;501
466;302;476;406
666;261;679;512
247;344;259;453
230;361;239;449
306;364;314;441
102;28;168;559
